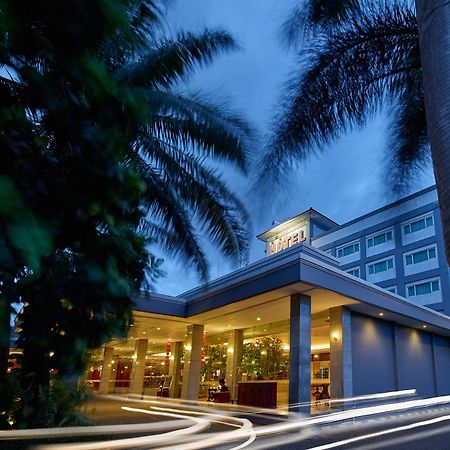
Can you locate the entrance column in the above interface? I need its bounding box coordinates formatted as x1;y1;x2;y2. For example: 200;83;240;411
289;294;311;413
181;324;204;400
225;329;243;402
329;307;353;406
130;339;148;394
99;346;114;394
169;341;183;398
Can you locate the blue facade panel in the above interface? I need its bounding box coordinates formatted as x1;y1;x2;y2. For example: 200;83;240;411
351;314;397;395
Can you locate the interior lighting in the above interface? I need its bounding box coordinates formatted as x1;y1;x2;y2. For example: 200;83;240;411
422;325;427;329
332;332;340;341
184;345;192;351
379;312;384;317
282;345;290;351
257;317;261;321
157;327;161;331
227;347;234;354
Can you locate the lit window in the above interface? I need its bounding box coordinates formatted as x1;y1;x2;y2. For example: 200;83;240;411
407;279;440;297
404;215;433;235
337;242;360;258
405;246;437;265
367;230;393;248
368;257;394;275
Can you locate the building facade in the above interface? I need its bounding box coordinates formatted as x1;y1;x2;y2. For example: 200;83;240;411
83;186;450;412
258;186;450;315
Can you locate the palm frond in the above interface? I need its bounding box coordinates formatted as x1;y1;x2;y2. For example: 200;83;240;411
280;0;363;48
257;2;419;191
142;90;253;171
115;29;237;88
385;79;429;198
134;136;249;273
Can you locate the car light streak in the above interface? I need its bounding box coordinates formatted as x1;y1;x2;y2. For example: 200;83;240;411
35;407;209;450
306;413;450;450
4;391;449;450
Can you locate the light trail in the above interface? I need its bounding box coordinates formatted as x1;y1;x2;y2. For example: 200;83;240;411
34;407;210;450
3;390;448;450
306;413;450;450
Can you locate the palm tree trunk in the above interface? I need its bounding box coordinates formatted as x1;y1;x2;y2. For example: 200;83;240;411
416;0;450;265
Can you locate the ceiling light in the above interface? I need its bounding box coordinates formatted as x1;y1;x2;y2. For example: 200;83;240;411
422;325;427;329
257;317;261;321
379;312;384;317
157;327;161;331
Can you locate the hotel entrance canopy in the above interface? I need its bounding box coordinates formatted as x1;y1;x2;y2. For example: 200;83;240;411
133;243;450;337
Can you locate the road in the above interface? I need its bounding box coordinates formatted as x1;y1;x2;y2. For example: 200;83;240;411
3;394;450;449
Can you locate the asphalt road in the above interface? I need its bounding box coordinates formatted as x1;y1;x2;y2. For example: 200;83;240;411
3;398;450;449
243;406;450;450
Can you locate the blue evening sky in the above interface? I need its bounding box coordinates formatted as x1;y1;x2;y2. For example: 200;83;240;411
152;0;435;295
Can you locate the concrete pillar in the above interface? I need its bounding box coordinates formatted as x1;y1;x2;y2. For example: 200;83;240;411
225;329;243;402
329;307;353;406
169;341;183;398
130;339;148;394
99;346;114;394
289;294;311;413
181;324;204;400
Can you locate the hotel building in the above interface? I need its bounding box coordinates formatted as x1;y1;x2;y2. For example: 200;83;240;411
85;185;450;411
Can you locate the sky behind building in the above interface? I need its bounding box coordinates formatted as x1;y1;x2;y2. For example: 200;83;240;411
153;0;435;295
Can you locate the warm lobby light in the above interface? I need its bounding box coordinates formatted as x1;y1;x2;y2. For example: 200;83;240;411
227;347;234;354
311;344;330;351
257;317;261;321
184;345;192;351
332;332;340;341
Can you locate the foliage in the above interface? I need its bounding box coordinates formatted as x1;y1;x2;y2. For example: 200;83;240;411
258;0;428;198
241;337;287;379
0;0;252;427
201;344;227;381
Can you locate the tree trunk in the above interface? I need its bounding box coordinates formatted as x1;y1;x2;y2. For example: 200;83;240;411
0;294;11;421
416;0;450;265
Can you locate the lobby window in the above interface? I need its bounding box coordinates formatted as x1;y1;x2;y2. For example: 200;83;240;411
407;279;440;297
337;241;359;258
346;267;360;278
367;257;394;275
403;214;433;235
405;246;437;266
367;230;393;248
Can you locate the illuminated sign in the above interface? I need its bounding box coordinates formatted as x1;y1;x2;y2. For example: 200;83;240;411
268;228;306;255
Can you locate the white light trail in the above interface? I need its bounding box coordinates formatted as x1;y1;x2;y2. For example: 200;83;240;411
306;413;450;450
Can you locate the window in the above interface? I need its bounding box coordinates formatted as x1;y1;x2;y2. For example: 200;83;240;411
368;257;394;275
405;246;437;265
407;279;440;297
386;286;397;294
404;215;433;235
367;230;393;248
347;267;360;277
337;242;360;258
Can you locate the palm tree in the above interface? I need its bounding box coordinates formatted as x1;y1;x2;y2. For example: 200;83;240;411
102;3;254;279
415;0;450;266
259;0;449;264
0;0;253;426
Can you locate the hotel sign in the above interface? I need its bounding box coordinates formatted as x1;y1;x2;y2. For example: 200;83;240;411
268;228;306;255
